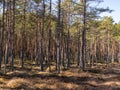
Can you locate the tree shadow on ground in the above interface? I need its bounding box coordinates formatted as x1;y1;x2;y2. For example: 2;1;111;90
0;65;120;90
87;68;120;76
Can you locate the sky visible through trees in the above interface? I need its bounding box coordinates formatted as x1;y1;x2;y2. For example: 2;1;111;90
100;0;120;23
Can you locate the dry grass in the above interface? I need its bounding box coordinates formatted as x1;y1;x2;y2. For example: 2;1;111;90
34;83;50;89
0;77;6;86
6;78;34;89
0;63;120;90
103;81;120;86
46;65;56;72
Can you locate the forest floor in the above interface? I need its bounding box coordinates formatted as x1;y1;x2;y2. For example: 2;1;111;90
0;62;120;90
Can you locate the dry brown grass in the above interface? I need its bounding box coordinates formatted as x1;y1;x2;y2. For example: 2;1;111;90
34;83;50;89
7;78;34;89
0;63;119;90
103;81;120;86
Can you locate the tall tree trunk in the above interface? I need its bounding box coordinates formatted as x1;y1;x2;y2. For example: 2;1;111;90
11;0;15;71
21;0;26;68
106;29;110;66
111;42;115;63
0;0;5;70
77;27;81;67
35;17;39;65
56;0;61;73
61;17;65;68
40;0;45;71
4;1;8;74
35;3;40;66
66;1;71;69
67;28;70;68
4;0;11;74
81;0;86;71
47;0;52;72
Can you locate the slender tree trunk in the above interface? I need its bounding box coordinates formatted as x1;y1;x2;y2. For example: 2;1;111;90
40;0;45;71
4;43;8;74
77;26;81;67
56;0;61;73
61;18;65;68
35;3;40;66
81;0;86;71
4;1;8;73
21;0;26;68
67;28;70;68
111;43;114;63
0;0;5;70
48;29;51;71
106;29;110;66
11;0;15;71
35;18;39;65
47;0;52;72
66;1;71;69
4;0;11;73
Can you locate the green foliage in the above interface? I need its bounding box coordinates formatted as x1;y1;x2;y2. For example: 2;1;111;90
113;23;120;40
99;16;114;30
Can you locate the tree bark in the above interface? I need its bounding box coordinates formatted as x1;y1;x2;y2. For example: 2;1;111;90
56;0;61;73
0;0;5;70
81;0;86;71
40;0;45;71
21;0;26;68
11;0;15;71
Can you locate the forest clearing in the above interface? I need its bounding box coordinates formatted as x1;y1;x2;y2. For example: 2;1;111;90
0;0;120;90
